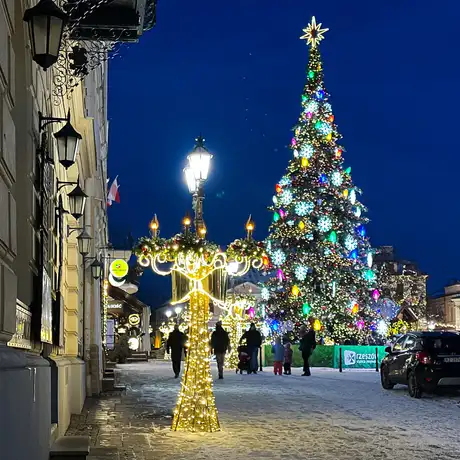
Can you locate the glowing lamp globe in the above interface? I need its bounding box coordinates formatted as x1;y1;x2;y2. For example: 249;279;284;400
186;135;212;191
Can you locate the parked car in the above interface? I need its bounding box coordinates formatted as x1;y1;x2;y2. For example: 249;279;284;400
380;331;460;398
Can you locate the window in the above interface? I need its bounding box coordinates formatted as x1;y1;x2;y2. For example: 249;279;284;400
393;335;407;351
403;335;417;350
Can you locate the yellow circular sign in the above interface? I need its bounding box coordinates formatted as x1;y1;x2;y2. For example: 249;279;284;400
110;259;129;278
128;314;140;326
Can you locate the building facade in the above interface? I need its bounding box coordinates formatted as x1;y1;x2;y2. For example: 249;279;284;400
374;246;428;323
0;1;157;459
427;282;460;330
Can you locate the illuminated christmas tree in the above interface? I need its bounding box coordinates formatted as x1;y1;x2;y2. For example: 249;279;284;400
262;17;378;343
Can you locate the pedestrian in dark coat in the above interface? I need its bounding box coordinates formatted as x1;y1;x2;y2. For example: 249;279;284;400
166;325;186;378
240;323;262;374
211;321;230;379
299;317;316;376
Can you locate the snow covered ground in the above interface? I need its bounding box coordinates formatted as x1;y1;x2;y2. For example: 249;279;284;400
110;361;460;460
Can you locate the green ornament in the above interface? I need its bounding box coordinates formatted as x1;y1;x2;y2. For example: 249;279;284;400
345;166;352;175
273;211;280;222
308;70;315;79
329;230;337;243
302;95;308;102
315;120;322;130
302;303;311;315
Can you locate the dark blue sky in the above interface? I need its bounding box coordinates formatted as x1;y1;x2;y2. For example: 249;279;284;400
107;0;460;305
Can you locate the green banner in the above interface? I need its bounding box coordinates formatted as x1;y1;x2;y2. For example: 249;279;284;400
333;345;387;369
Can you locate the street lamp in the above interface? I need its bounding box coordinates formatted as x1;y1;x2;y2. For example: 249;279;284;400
23;0;68;71
38;111;82;169
67;183;87;220
174;306;182;315
184;135;212;232
165;310;172;319
76;229;92;256
53;116;83;168
90;257;104;280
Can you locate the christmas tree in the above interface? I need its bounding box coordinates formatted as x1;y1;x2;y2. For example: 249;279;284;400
262;17;378;343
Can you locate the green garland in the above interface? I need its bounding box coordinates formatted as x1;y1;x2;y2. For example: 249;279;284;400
134;233;221;263
227;238;266;261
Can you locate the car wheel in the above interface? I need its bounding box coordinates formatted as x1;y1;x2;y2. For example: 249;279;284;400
408;371;422;398
380;366;395;390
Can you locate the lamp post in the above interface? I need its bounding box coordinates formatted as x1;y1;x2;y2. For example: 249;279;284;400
184;135;212;234
135;137;266;433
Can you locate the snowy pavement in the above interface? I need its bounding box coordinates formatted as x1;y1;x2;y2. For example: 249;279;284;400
68;360;460;460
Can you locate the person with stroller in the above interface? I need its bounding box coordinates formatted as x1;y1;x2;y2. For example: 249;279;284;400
237;343;251;374
240;323;262;374
210;321;230;380
299;317;316;376
166;324;186;378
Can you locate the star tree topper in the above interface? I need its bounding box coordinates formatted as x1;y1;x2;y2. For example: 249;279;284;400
300;16;329;47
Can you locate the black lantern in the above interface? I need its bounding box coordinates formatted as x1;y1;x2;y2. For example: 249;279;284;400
76;230;92;256
90;257;103;280
23;0;68;71
54;118;82;169
67;183;87;220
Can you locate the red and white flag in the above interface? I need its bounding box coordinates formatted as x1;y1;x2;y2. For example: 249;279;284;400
107;176;120;206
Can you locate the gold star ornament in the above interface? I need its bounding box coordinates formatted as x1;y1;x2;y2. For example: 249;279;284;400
300;16;329;48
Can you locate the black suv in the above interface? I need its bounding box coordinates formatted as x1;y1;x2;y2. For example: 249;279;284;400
380;331;460;398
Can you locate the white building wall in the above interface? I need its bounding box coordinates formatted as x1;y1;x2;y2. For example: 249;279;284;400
0;1;110;457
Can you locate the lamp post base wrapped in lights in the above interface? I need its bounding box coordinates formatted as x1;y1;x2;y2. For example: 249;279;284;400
172;290;220;432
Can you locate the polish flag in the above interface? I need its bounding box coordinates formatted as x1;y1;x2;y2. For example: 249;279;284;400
107;176;120;206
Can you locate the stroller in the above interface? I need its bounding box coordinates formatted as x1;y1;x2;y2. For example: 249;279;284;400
237;345;251;374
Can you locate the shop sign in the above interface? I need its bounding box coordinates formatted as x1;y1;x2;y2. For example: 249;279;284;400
128;314;140;326
110;259;129;278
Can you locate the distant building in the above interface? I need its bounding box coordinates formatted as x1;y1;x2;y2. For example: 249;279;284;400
427;282;460;330
374;246;428;322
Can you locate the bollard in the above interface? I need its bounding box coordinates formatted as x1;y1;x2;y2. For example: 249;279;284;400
259;347;263;371
375;346;379;372
339;347;343;372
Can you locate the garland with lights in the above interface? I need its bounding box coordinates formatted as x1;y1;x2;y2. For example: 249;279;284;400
262;17;379;344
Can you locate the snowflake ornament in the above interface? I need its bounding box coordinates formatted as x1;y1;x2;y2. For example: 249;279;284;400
295;265;309;281
295;201;314;216
317;216;332;232
344;235;358;251
271;249;286;266
331;171;343;187
304;100;318;113
261;287;270;301
279;176;291;186
300;144;314;158
315;121;332;136
280;189;293;206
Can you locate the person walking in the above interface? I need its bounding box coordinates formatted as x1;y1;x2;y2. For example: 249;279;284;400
283;342;293;375
211;321;230;379
166;325;186;378
299;317;316;376
240;323;262;374
271;337;284;375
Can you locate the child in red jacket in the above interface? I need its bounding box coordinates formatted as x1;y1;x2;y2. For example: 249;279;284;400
283;342;293;375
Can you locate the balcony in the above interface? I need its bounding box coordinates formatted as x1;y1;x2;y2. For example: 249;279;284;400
63;0;157;42
7;300;32;350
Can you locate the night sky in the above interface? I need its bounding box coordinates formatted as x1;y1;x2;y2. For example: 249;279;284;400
107;0;460;306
